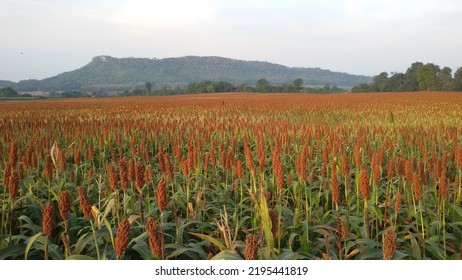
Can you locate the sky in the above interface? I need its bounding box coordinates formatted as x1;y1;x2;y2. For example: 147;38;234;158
1;0;462;82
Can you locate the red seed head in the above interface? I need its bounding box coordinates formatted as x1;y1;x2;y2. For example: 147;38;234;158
58;149;67;170
128;159;135;182
146;217;163;259
235;160;243;180
115;219;130;259
43;156;53;181
157;180;168;212
8;168;21;200
77;186;93;220
107;164;118;191
360;166;370;200
354;144;361;166
394;191;402;212
383;227;397;260
118;157;128;192
244;234;259;260
42;202;55;238
412;173;422;201
163;153;173;181
73;148;81;166
58;190;71;222
134;162;145;193
8;141;18;167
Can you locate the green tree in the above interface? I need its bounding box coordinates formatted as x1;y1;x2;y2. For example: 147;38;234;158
145;82;152;93
0;87;19;97
438;67;453;91
214;81;234;92
351;83;371;92
417;63;440;91
256;78;270;92
388;73;406;91
371;72;390;92
402;62;423;91
293;78;303;91
454;67;462;91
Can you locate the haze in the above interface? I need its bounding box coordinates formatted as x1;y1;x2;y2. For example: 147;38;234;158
1;0;461;82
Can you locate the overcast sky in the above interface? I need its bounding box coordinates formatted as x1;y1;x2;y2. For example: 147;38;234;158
1;0;461;82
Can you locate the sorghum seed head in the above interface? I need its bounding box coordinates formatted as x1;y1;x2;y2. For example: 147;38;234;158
394;192;402;212
146;217;163;259
360;167;370;200
42;202;55;237
412;173;422;201
77;186;93;220
107;164;118;191
244;234;259;260
8;168;21;200
115;219;130;259
269;209;279;237
157;180;168;212
58;190;71;222
383;227;397;260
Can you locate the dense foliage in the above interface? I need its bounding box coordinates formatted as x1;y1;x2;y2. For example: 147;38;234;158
0;87;19;97
352;62;462;92
1;92;462;260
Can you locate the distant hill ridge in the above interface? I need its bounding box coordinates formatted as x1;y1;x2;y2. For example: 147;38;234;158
9;55;372;92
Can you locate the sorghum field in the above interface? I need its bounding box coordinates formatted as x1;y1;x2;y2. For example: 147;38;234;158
1;92;462;260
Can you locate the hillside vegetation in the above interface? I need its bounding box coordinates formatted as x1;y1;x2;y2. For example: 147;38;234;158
10;56;371;92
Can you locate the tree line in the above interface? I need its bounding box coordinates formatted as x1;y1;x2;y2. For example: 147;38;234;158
0;87;37;99
352;62;462;92
119;79;345;96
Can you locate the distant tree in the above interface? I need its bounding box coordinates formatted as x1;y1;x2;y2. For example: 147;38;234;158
256;78;270;92
235;83;245;92
438;67;453;91
402;62;424;91
454;67;462;91
371;72;390;92
293;79;303;91
214;81;234;92
388;73;407;91
145;82;152;93
417;63;440;91
351;83;371;92
0;87;19;97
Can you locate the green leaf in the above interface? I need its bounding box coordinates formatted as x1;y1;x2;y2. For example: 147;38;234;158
410;237;421;260
25;232;43;260
189;232;227;251
0;244;25;260
18;215;42;233
73;232;93;255
259;196;274;251
102;216;115;249
66;254;96;260
211;250;243;260
132;242;152;260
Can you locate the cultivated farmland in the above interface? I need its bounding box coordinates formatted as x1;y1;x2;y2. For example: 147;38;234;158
1;92;462;260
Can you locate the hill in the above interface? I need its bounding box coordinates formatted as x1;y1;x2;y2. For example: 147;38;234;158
0;80;13;87
11;55;372;92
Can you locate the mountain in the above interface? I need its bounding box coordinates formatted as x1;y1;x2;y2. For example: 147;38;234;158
11;55;372;92
0;80;13;88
